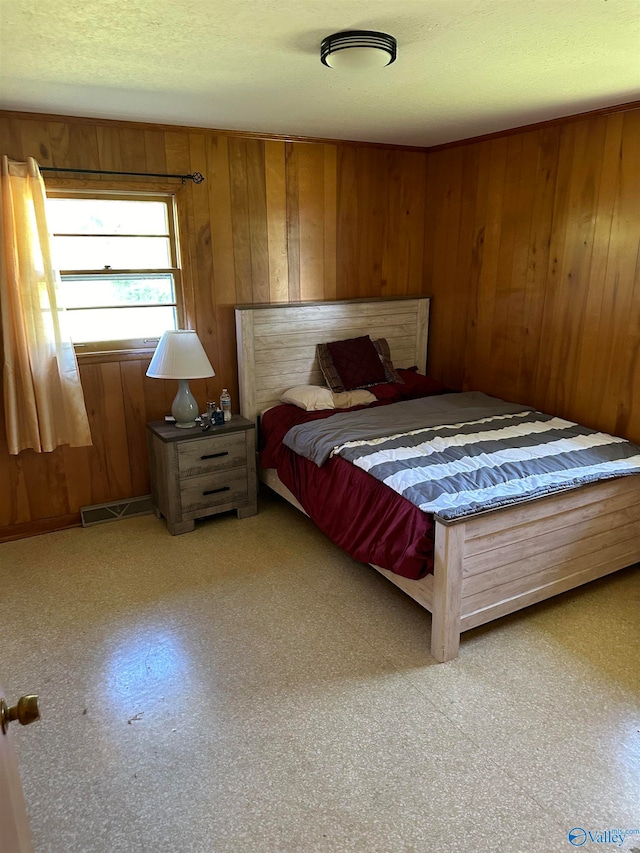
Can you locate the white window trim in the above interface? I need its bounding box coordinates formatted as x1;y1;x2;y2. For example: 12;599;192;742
45;187;187;358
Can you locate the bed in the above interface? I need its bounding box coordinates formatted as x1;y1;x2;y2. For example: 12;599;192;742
235;297;640;662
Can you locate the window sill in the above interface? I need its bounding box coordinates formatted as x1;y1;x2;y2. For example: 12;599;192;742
75;347;156;365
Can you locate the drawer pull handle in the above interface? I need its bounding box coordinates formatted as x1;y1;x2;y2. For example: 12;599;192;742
201;451;229;460
203;486;231;496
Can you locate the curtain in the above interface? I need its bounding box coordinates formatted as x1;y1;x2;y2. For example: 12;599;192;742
0;156;92;455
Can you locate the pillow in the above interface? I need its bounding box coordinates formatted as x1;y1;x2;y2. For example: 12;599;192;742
332;389;377;408
369;370;450;402
318;335;398;392
368;382;405;403
372;338;403;384
280;385;335;411
316;342;345;392
327;335;387;391
395;368;450;398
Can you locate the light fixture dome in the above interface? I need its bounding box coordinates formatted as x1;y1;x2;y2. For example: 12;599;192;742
321;30;397;71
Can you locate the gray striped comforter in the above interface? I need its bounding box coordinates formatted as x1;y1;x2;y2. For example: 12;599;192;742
283;393;640;520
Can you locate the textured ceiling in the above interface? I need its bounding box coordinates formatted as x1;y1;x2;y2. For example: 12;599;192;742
1;0;639;147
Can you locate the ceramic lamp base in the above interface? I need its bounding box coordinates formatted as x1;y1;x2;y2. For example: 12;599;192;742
172;379;199;428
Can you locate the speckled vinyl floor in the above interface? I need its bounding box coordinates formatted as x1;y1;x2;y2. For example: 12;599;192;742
1;490;639;853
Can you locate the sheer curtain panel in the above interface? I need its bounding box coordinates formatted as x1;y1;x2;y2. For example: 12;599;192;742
0;156;92;454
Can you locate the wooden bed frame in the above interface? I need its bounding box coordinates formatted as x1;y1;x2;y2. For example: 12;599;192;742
235;297;640;662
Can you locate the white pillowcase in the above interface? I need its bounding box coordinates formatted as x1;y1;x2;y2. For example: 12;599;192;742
280;385;335;411
332;389;376;408
280;385;377;411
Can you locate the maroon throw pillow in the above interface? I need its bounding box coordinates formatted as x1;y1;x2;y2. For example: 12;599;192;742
369;382;405;403
395;368;450;398
326;335;387;391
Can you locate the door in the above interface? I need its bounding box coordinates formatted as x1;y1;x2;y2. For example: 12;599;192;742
0;682;37;853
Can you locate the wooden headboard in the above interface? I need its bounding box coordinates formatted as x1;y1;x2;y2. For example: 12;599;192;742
235;297;430;423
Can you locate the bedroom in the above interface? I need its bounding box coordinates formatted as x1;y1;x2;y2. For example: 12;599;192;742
1;1;639;851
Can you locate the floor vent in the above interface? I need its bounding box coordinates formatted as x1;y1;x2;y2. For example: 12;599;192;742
80;495;154;527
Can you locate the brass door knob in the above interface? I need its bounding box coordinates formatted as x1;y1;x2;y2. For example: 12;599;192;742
0;695;40;734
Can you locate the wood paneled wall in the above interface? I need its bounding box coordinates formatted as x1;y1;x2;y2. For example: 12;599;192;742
0;112;427;538
424;107;640;445
1;105;639;539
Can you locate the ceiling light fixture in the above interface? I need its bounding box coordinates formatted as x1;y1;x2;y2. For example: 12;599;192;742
320;30;397;71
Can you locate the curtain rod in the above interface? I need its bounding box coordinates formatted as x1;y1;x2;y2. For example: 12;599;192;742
39;166;205;184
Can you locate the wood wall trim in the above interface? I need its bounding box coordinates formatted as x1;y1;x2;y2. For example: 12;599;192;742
0;109;427;153
234;294;426;310
425;99;640;152
3;98;638;155
0;515;81;543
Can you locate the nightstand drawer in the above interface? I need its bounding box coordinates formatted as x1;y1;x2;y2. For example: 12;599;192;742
177;433;246;477
180;468;248;514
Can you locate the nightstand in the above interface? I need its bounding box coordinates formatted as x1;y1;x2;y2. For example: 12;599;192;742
146;416;258;535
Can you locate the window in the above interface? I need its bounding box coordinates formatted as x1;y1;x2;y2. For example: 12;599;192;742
46;190;184;354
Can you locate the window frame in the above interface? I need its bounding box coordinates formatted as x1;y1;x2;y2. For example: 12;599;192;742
45;184;189;359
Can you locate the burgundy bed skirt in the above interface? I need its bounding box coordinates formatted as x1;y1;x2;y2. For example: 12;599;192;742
260;404;435;580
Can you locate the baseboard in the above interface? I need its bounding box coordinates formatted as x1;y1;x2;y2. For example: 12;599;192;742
0;514;81;543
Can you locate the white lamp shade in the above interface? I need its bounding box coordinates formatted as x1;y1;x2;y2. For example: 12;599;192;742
146;330;215;379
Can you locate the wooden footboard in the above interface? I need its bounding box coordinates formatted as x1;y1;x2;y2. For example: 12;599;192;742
430;475;640;661
370;475;640;661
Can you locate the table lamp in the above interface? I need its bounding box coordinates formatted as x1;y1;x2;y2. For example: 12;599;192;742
146;330;215;428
